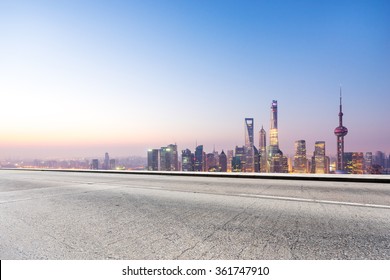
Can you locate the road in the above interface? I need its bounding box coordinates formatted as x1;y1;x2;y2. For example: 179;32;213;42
0;169;389;260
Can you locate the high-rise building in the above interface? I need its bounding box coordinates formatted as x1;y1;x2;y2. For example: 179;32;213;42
267;100;287;173
259;126;267;172
91;159;99;170
181;149;193;171
254;146;260;173
334;90;348;173
294;140;307;173
234;146;246;172
159;147;170;171
167;144;179;171
109;159;116;170
159;144;178;171
281;156;289;173
351;152;364;174
269;100;278;146
213;148;219;167
307;159;312;173
313;141;327;174
367;151;386;174
147;149;160;171
219;150;227;172
386;154;389;170
232;156;242;172
103;152;110;170
259;126;267;149
227;150;234;172
206;153;217;172
344;152;353;174
325;156;330;174
244;118;255;172
364;152;373;173
374;151;386;168
287;156;293;173
194;145;204;172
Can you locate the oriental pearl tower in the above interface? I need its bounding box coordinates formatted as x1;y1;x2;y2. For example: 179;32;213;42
334;89;348;173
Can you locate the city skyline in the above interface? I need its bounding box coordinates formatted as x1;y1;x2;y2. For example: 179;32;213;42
144;99;389;174
1;0;389;159
1;94;388;161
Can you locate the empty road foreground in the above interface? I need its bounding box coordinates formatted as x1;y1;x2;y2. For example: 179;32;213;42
0;169;389;259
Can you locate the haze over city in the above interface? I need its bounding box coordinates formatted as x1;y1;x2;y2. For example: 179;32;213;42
0;0;389;159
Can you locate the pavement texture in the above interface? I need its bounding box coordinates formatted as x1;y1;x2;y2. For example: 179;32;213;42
0;169;389;260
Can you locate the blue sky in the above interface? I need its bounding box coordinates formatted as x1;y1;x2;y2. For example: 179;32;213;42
0;0;389;158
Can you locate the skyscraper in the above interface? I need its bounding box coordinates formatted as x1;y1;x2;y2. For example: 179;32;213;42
313;141;327;174
91;159;99;170
233;146;245;172
294;140;307;173
259;126;267;172
219;150;227;172
104;152;110;170
270;100;278;146
159;144;178;171
344;152;353;174
181;149;193;171
364;152;373;173
167;144;179;171
352;152;364;174
387;155;390;173
267;100;287;173
206;153;217;172
334;90;348;173
374;151;386;168
109;159;116;170
254;146;260;173
213;148;219;167
244;118;255;172
232;156;242;172
227;150;234;172
160;147;170;171
194;145;204;172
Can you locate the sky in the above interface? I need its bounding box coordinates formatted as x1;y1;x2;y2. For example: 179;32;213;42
0;0;389;159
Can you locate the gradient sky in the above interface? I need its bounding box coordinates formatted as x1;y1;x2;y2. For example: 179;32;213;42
0;0;389;159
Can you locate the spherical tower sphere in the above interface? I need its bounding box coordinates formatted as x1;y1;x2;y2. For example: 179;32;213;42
334;126;348;136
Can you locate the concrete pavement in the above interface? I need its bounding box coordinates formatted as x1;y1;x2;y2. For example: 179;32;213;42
0;169;389;259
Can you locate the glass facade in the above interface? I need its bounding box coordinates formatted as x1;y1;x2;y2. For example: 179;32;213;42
294;140;307;173
259;126;267;172
147;149;160;171
194;145;204;172
313;141;327;174
244;118;254;172
219;150;227;172
181;149;193;171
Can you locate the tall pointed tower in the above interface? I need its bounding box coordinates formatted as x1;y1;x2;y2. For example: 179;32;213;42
244;118;254;172
268;100;286;173
259;126;267;172
269;100;279;147
334;89;348;173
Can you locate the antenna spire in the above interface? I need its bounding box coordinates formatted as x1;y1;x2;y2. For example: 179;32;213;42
338;86;344;126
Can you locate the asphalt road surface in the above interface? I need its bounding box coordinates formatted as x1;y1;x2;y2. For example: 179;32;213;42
0;170;389;260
